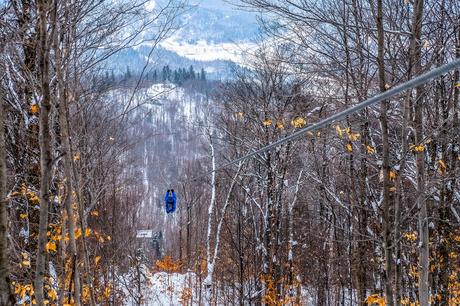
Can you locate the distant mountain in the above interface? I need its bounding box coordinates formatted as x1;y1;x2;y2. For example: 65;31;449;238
106;0;259;79
172;1;258;44
107;46;239;80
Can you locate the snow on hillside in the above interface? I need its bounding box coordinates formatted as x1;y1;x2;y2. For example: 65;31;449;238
158;3;258;63
133;83;210;254
107;0;259;77
161;36;256;63
146;83;185;103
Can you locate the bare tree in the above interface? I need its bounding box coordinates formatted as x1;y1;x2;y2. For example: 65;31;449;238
34;0;55;303
0;85;14;306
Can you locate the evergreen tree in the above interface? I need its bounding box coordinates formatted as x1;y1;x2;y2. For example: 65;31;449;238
188;65;195;80
200;68;206;81
162;66;167;82
126;65;131;79
165;65;171;81
173;70;180;84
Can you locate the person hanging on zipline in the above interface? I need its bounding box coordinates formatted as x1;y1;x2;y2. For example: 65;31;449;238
165;189;177;213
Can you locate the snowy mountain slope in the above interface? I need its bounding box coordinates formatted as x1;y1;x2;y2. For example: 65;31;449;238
107;0;259;78
129;83;211;255
166;2;258;44
160;36;256;63
159;3;258;63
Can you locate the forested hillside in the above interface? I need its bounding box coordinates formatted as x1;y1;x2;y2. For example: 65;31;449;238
0;0;459;306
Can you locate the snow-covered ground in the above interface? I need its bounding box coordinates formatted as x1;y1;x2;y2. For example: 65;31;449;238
125;271;198;306
124;269;355;305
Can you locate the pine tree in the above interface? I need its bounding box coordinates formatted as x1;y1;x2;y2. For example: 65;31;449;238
188;65;195;80
200;68;206;81
162;66;167;82
173;70;180;84
165;65;171;81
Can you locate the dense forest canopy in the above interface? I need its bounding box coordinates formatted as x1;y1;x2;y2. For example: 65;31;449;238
0;0;459;305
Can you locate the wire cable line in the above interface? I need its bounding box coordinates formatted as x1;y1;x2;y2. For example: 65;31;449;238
184;57;460;182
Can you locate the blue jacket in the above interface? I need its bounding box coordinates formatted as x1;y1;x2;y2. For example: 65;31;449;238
165;191;177;213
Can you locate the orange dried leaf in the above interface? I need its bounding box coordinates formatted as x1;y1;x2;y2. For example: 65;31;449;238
73;153;81;161
22;260;31;267
74;228;82;239
48;289;57;301
104;287;111;299
291;117;306;128
365;294;386;306
437;159;447;175
31;104;39;114
262;118;273;126
336;125;343;138
410;144;425;152
403;232;417;242
366;145;375;154
389;170;397;181
275;120;284;130
45;241;57;253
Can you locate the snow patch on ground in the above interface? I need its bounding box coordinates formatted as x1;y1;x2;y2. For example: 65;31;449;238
147;83;185;103
123;269;355;305
126;271;198;306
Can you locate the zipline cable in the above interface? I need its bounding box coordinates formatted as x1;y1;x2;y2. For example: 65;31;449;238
183;57;460;182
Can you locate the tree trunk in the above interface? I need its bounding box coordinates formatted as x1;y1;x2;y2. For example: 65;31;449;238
376;0;394;304
0;87;14;306
287;171;302;300
204;129;217;305
57;49;82;306
34;0;54;303
409;0;428;305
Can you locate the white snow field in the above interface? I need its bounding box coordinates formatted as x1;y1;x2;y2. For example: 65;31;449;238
125;270;199;306
123;269;356;305
160;36;257;63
